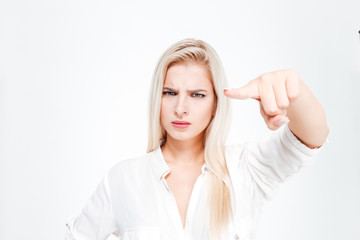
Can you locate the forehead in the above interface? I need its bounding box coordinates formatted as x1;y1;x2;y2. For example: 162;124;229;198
164;63;213;89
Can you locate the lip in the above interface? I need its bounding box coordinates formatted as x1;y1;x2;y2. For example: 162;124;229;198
172;121;191;129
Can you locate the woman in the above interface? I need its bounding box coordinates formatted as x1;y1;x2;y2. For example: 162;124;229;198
66;38;329;240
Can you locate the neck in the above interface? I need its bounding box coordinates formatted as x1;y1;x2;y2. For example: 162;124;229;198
161;133;205;166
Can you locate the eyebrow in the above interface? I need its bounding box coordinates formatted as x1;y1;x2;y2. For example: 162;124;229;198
163;87;208;93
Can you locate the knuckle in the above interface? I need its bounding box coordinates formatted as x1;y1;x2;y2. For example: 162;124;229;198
277;101;289;109
259;73;273;83
287;69;298;76
265;107;279;116
288;90;300;100
273;70;282;77
286;69;300;82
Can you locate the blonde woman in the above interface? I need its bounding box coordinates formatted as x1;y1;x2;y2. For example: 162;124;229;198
66;38;329;240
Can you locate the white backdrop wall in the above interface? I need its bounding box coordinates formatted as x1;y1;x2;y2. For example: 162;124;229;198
0;0;359;239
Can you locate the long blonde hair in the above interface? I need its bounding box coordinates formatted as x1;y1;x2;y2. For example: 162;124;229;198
147;38;233;240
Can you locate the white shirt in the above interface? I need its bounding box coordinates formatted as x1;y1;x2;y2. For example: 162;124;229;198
65;124;326;240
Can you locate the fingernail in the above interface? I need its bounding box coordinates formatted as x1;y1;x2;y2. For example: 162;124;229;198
223;88;231;92
276;119;290;127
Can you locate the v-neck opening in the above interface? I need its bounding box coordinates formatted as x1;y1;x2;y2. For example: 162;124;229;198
156;146;208;235
164;171;203;233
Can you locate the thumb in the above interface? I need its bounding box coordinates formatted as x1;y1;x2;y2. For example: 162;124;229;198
223;80;259;100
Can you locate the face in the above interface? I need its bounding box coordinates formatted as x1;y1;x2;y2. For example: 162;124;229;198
160;62;216;143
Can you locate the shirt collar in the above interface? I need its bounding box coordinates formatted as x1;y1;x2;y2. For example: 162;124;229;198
151;146;208;181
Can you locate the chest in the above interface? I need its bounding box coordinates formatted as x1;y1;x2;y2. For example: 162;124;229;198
113;158;255;239
164;166;202;227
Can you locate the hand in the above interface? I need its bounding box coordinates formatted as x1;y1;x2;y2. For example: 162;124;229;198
224;69;301;130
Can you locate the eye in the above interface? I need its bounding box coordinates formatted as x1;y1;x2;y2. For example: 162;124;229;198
162;91;176;96
192;93;205;98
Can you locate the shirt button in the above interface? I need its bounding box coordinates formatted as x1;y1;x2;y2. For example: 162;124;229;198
234;234;239;240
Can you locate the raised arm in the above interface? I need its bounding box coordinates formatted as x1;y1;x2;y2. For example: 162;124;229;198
223;69;329;149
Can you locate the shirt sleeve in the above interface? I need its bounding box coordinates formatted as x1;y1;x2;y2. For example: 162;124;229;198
65;171;119;240
242;123;328;204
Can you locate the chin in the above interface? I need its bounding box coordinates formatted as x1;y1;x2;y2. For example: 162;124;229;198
166;130;203;142
168;133;191;141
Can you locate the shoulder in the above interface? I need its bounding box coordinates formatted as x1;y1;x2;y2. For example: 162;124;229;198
224;143;247;168
106;150;156;181
225;143;246;156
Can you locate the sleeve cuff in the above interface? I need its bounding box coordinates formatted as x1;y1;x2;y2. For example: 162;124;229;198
281;123;329;157
65;216;86;240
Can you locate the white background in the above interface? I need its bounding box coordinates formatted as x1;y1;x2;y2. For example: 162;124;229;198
1;0;359;239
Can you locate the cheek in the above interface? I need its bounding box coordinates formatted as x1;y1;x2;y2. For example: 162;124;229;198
196;101;215;120
160;100;170;121
160;102;165;120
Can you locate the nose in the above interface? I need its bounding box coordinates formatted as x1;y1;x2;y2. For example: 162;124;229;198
175;94;189;117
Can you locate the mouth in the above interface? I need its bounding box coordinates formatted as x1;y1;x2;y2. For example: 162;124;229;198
172;121;191;129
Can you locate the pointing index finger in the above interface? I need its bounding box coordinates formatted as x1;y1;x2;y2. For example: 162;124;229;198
223;80;259;100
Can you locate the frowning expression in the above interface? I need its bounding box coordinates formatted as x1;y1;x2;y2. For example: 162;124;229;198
160;62;216;142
